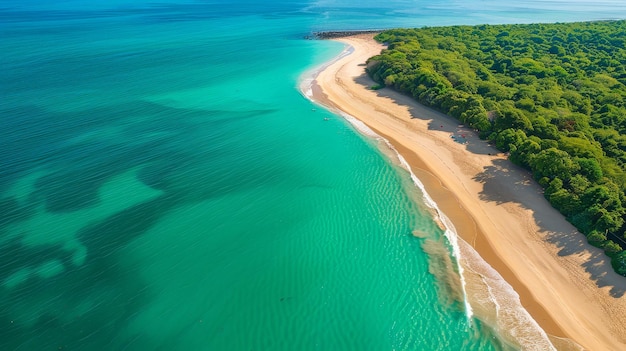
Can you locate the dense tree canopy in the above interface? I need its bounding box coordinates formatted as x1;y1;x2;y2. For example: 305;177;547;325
366;20;626;275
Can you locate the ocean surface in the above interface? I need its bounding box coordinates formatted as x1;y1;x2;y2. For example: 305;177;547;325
2;1;626;350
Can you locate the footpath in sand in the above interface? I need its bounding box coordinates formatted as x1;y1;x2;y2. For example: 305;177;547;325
311;34;626;351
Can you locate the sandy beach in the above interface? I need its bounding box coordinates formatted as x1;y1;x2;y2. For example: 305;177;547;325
310;34;626;350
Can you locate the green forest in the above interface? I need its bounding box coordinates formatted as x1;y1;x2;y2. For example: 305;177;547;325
366;20;626;276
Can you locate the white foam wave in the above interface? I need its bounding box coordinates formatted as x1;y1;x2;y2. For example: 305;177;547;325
297;44;353;103
393;150;474;321
460;240;557;350
482;274;501;320
340;112;380;138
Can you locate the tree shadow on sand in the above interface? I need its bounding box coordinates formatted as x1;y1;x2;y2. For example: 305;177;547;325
473;159;626;298
352;70;626;298
353;73;498;156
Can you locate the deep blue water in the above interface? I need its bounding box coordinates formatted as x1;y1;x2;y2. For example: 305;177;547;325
2;1;626;350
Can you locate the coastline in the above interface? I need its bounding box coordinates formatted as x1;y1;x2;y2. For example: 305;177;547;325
307;34;626;350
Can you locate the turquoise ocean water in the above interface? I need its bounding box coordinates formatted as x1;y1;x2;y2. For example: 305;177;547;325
2;1;626;350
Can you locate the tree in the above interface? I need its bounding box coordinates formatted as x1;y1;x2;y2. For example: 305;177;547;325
549;44;566;56
568;174;590;194
581;184;622;212
612;251;626;276
587;230;607;245
531;116;559;139
603;240;623;256
494;128;526;152
494;105;533;132
576;158;603;182
530;148;580;181
510;138;541;167
549;188;580;216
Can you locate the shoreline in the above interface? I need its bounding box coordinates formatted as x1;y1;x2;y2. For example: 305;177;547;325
307;33;626;350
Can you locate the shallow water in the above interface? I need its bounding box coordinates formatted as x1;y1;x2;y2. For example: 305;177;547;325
2;1;626;350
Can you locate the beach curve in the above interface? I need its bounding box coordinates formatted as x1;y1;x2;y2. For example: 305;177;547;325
306;33;626;351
